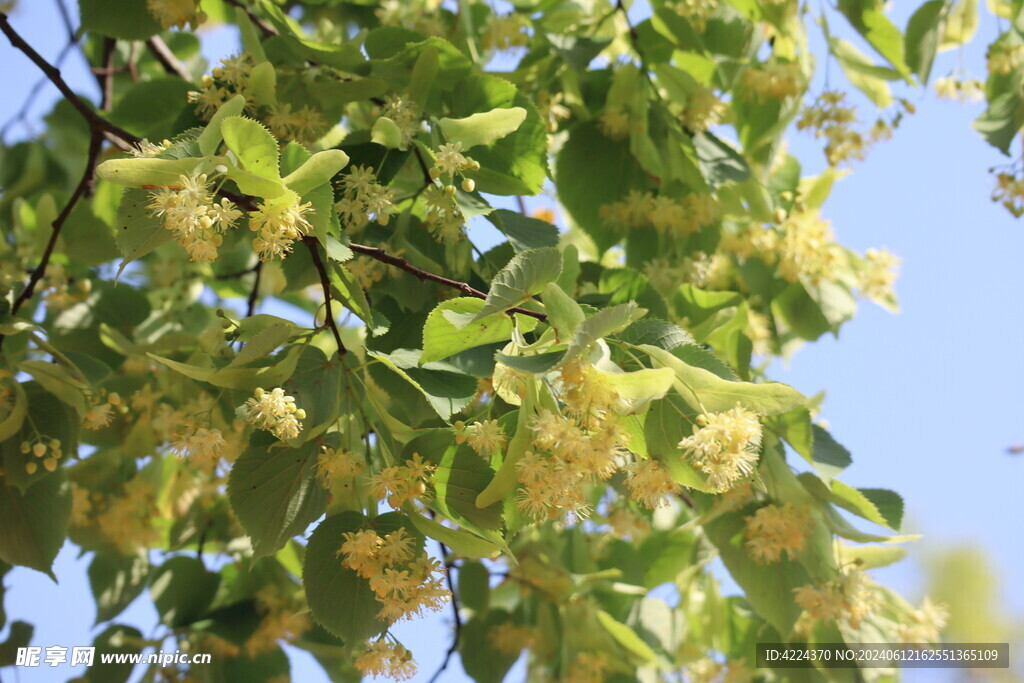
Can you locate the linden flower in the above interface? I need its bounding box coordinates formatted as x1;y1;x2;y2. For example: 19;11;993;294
317;447;365;486
480;13;530;51
336;165;395;229
367;454;436;509
898;596;949;644
147;173;242;263
794;568;877;630
678;405;762;491
567;652;610;683
381;93;422;148
266;103;326;145
859;248;901;304
171;425;227;470
487;623;535;656
744;503;811;564
422;184;466;243
741;61;804;100
597;108;630;140
249;197;315;261
355;640;417;681
682;85;727;131
462;419;506;457
431;141;478;177
146;0;205;30
242;387;306;441
623;458;680;508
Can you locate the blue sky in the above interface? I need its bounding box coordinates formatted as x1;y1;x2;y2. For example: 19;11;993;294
1;1;1022;681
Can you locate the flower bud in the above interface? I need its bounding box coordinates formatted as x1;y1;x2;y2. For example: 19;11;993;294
461;178;476;193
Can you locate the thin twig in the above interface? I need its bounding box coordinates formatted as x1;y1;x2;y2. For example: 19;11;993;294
413;145;435;185
246;261;263;317
427;540;463;683
0;12;141;145
223;0;277;38
516;195;527;214
97;38;116;111
0;131;104;350
303;238;348;356
349;243;548;321
145;36;192;81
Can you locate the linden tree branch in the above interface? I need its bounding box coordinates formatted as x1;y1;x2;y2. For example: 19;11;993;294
303;237;348;356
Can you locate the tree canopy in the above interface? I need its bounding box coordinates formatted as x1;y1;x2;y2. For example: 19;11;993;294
0;0;1010;680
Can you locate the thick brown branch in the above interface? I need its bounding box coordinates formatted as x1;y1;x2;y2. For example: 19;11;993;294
223;0;277;38
0;13;140;145
145;36;192;81
303;238;348;356
349;243;549;321
0;131;104;349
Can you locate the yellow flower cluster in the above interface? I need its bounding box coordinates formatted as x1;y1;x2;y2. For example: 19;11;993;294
242;387;306;441
682;85;728;131
368;453;436;509
600;190;720;239
83;391;125;431
605;504;652;539
422;184;466;244
858;247;900;304
793;568;876;631
19;437;63;475
454;419;507;458
336;165;395;230
245;586;312;656
797;91;879;166
146;0;205;30
687;656;755;683
566;652;610;683
775;209;842;284
933;76;984;103
487;622;536;656
988;45;1024;75
266;103;327;145
354;639;418;681
188;53;256;119
623;458;680;508
897;597;948;644
337;526;450;623
36;262;90;312
741;61;804;100
94;478;161;554
381;93;422;149
249;196;315;261
556;358;628;428
677;405;762;491
672;0;718;31
481;13;530;51
515;409;629;522
170;422;227;471
744;502;810;564
536;90;571;133
130;138;171;158
316;446;366;486
992;170;1024;216
597;108;631;140
346;255;390;289
147;173;243;263
430;142;480;192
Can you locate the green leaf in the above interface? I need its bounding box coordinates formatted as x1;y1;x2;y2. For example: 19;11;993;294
693;132;751;187
837;543;907;569
0;622;33;668
149;556;220;627
809;424;852;482
403;508;501;559
830;39;895;107
556;121;648;253
370;116;403;149
198;96;248;156
974;90;1024;156
0;380;27;442
439;107;527;149
566;302;646;359
828;482;903;530
91;625;143;683
367;349;478;421
702;506;808;635
227;433;328;558
448;74;548;195
404;431;504;533
0;472;71;578
421;297;539;364
939;0;978;51
596;610;660;665
89;552;150;624
249;61;277;107
472;247;562;321
113;188;172;276
542;282;585;342
494;350;565;374
458;561;490;612
110;78;191;142
485;209;559;254
221;116;281;182
619;319;694;351
96;156;205;189
904;0;945;83
304;512;415;642
282;150;350;195
643;344;805;415
78;0;162;40
459;609;520;683
836;0;911;76
476;389;534;508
